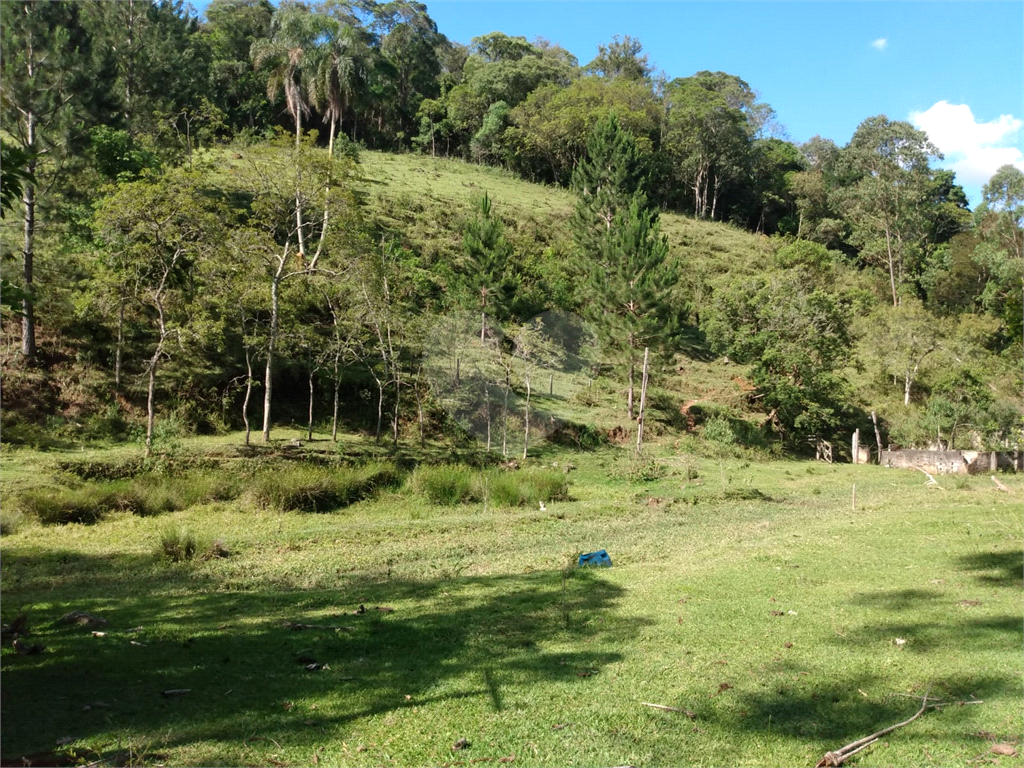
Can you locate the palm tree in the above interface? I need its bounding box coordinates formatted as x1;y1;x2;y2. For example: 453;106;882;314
306;19;369;156
250;6;327;147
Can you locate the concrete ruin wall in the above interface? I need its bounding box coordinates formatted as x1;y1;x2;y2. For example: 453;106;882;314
880;449;1022;474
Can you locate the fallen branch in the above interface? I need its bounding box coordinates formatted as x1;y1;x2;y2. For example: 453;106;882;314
641;702;696;718
285;622;353;632
913;467;943;489
815;687;931;767
991;475;1009;493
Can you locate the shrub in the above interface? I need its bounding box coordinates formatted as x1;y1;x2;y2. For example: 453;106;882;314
614;454;666;483
158;525;200;562
0;509;26;535
415;466;569;507
410;464;475;505
13;483;134;525
246;462;398;512
128;473;242;516
56;457;146;481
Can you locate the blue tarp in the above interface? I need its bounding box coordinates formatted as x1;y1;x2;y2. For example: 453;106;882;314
578;549;612;567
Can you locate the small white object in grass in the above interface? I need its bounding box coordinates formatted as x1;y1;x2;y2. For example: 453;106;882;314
539;501;547;511
787;610;797;616
894;637;907;646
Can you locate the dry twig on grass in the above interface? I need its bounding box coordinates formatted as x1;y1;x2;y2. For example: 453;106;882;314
991;475;1010;492
913;467;943;489
641;702;697;718
285;622;353;632
815;687;932;767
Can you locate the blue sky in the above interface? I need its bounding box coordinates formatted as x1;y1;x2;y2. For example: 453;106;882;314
421;1;1024;206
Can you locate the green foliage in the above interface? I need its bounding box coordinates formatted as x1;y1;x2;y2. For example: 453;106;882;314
703;415;736;446
410;464;569;506
613;452;666;483
245;462;398;512
88;126;161;180
704;269;856;440
13;484;131;525
409;464;474;504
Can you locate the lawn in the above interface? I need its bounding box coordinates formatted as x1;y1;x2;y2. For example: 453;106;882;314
1;434;1021;767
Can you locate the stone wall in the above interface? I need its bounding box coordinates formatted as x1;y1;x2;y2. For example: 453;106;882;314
879;449;1022;474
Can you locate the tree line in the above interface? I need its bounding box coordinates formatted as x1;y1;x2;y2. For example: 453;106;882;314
1;0;1021;454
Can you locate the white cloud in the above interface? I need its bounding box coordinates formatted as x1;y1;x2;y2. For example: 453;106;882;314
910;101;1024;189
871;38;887;50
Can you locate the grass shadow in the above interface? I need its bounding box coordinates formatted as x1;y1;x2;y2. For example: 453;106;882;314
0;549;635;761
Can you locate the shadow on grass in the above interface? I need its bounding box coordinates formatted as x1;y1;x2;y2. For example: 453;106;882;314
722;545;1022;750
730;670;1011;743
956;549;1024;588
0;548;634;763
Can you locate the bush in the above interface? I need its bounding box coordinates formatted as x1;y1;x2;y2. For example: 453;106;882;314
56;457;148;481
128;473;241;516
13;483;135;525
410;464;475;505
614;454;667;483
413;465;569;507
246;462;398;512
158;525;200;562
0;509;26;535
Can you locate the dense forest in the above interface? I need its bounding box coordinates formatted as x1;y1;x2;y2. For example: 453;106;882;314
1;0;1021;456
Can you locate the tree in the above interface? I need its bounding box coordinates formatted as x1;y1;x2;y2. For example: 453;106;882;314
663;75;751;220
236;134;361;443
307;17;371;150
93;171;226;456
703;269;855;441
251;5;328;147
839;116;940;306
504;77;660;184
859;299;947;406
459;193;514;341
1;1;93;359
584;35;651;81
205;0;276;134
570;115;676;420
508;318;564;458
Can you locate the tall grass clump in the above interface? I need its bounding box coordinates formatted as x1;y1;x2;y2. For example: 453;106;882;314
413;465;569;507
409;464;474;505
245;462;398;512
128;473;241;516
158;525;200;562
480;468;569;507
13;483;135;525
0;509;26;535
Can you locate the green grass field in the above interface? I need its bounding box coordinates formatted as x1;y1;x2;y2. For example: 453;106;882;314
1;433;1021;767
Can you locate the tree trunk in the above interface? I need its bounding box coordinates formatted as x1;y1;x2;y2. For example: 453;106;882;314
262;276;280;443
501;388;509;456
627;358;635;422
114;298;125;390
904;371;912;406
635;347;650;454
21;152;36;359
485;385;491;452
884;225;898;307
307;359;315;442
522;373;531;460
392;367;400;446
375;377;384;444
871;409;883;462
242;346;253;445
331;352;340;442
145;355;157;457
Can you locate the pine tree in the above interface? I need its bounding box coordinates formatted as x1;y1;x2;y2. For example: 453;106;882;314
461;192;514;342
570;114;676;420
